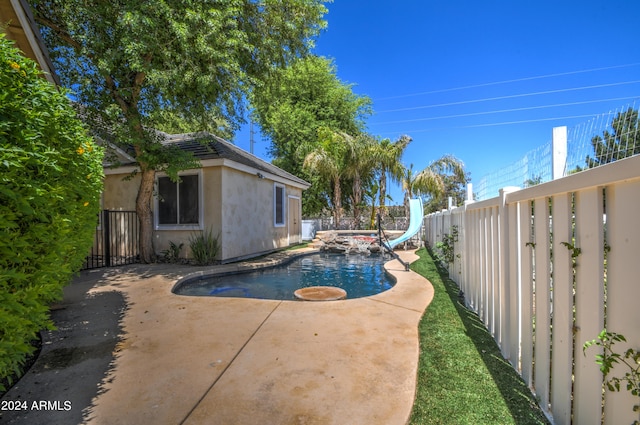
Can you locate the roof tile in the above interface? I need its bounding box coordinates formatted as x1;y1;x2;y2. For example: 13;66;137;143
163;132;310;187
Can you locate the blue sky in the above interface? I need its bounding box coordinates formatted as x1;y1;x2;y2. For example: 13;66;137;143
234;1;640;205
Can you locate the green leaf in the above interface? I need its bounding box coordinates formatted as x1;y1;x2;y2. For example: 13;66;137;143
0;34;103;385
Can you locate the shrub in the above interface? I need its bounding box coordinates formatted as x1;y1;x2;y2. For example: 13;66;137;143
161;241;183;263
0;34;103;390
189;228;220;265
434;225;459;266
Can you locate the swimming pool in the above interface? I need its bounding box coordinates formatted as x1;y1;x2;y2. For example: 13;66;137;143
173;253;396;300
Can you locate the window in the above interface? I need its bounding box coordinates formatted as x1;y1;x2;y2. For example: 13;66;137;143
274;184;285;226
157;174;200;228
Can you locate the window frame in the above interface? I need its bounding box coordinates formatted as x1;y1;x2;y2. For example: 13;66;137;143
274;183;286;227
154;170;203;231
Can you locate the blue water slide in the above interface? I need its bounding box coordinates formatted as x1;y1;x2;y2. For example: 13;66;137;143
385;198;423;249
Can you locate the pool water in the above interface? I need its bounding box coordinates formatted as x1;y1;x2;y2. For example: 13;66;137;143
173;253;395;300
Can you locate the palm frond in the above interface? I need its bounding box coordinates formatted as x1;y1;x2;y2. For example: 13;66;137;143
414;168;446;197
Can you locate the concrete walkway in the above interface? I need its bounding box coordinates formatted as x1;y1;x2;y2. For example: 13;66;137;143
1;249;433;425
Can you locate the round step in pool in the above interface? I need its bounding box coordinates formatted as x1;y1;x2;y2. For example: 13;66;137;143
294;286;347;301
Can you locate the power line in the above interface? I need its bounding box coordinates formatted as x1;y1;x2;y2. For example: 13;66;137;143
371;96;640;126
374;113;610;136
457;114;606;128
376;80;640;114
376;63;640;101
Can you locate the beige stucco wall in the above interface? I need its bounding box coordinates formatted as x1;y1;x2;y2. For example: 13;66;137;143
102;165;304;263
218;167;299;261
103;172;139;211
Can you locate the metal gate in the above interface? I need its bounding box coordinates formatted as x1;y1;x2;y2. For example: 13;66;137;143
82;210;140;270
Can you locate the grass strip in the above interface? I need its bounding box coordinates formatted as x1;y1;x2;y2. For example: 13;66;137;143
409;247;550;424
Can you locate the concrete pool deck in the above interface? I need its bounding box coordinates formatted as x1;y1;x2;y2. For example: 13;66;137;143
1;248;434;424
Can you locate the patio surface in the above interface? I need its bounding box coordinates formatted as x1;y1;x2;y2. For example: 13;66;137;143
1;248;434;425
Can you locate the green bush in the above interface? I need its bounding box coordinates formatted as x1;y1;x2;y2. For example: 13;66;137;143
189;228;220;265
0;34;103;390
161;240;183;263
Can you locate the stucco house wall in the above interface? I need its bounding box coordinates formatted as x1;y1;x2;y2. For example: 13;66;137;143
103;171;139;210
218;167;302;260
102;133;309;263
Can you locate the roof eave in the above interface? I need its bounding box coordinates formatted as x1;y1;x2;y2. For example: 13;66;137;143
1;0;59;85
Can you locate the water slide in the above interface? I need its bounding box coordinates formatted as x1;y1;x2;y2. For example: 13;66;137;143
384;198;424;249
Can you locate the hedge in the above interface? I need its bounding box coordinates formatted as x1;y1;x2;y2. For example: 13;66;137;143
0;34;104;390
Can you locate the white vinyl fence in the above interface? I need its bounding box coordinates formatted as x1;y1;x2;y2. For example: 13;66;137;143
424;154;640;425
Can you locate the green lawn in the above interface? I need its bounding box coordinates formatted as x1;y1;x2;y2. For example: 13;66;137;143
409;247;550;425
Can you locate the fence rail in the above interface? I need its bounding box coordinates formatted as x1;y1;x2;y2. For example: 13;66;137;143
424;154;640;425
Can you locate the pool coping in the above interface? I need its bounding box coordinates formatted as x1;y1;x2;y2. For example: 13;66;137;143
172;247;321;293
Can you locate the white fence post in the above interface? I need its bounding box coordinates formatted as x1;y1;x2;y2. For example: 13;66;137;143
553;126;568;179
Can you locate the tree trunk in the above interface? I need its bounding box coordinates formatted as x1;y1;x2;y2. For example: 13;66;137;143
136;167;156;263
369;203;377;230
351;172;362;230
404;190;410;219
332;177;342;230
352;204;360;230
379;172;387;219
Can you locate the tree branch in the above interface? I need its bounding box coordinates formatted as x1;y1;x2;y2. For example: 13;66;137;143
104;74;129;114
32;13;82;53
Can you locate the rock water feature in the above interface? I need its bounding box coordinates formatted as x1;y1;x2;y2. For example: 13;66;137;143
314;231;382;254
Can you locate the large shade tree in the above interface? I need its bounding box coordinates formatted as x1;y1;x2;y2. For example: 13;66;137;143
250;54;371;216
29;0;329;262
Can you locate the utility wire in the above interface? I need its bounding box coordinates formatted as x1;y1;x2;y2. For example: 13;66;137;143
373;113;611;136
376;80;640;113
376;63;640;101
371;96;640;126
457;114;605;128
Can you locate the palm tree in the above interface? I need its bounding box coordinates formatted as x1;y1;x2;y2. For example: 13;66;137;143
374;135;412;219
401;164;418;219
363;182;380;230
410;155;466;215
343;133;377;229
303;127;350;229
